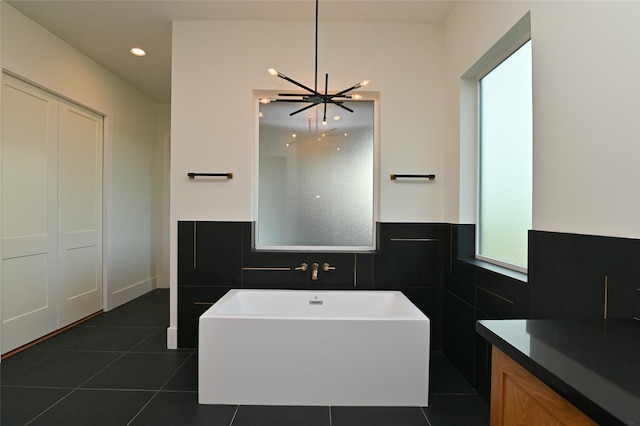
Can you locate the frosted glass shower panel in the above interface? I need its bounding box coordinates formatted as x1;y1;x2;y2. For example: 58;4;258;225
258;101;374;249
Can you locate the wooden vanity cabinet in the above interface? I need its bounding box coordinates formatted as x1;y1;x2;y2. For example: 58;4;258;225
490;348;598;426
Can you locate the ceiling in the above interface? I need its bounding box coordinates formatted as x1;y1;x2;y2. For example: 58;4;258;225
6;0;458;102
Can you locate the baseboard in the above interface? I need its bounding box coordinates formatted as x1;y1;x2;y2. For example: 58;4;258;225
106;278;154;311
153;273;170;289
166;326;178;349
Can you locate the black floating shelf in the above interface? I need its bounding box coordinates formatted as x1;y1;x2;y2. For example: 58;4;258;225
390;174;436;180
187;172;233;179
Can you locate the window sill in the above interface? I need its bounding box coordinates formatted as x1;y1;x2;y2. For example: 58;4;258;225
459;257;528;284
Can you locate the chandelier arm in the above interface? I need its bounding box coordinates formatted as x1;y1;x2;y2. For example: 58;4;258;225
271;99;311;103
330;101;355;113
324;73;329;96
331;83;364;98
322;73;329;123
277;74;319;96
289;103;319;116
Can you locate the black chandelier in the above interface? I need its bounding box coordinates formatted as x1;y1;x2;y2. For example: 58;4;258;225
259;0;370;125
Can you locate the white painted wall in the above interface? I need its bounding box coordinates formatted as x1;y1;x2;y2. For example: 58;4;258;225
444;1;640;239
171;2;640;346
156;102;171;289
171;20;444;223
169;20;445;344
0;0;3;356
1;3;167;311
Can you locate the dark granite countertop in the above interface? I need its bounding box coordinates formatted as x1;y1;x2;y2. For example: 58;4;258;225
476;319;640;426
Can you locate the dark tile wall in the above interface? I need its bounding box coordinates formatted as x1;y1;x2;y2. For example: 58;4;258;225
529;230;640;319
372;223;449;348
177;221;448;350
177;221;245;347
443;224;529;403
443;226;640;403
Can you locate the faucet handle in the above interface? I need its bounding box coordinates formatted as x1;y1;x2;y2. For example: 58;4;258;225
295;262;308;272
322;262;335;272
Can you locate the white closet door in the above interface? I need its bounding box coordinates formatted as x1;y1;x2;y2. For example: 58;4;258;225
1;74;59;352
57;99;103;327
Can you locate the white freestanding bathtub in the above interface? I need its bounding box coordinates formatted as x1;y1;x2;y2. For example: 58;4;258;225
198;289;430;406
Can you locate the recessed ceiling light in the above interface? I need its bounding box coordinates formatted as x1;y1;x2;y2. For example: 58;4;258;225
130;47;147;57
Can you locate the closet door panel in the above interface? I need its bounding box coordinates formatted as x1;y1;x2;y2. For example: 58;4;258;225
1;74;59;353
57;99;103;327
1;255;49;318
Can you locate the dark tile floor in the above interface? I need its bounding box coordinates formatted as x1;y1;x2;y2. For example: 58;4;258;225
1;289;489;425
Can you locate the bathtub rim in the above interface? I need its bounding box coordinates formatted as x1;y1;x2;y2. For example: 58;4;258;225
201;288;430;321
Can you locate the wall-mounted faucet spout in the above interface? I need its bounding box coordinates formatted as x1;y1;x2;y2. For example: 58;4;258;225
311;263;320;280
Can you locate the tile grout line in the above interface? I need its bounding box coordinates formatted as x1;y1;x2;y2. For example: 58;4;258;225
126;349;196;425
26;317;162;425
18;340;131;425
0;350;61;383
420;406;434;426
127;326;168;352
23;387;77;426
125;391;159;426
1;384;75;390
228;405;240;426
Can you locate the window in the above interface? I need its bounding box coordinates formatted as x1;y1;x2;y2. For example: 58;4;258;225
477;39;532;271
256;99;375;251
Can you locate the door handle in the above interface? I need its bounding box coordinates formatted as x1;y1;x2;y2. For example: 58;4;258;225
295;263;308;272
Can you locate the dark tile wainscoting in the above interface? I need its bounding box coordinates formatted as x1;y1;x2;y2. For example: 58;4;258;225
177;221;449;349
443;225;640;402
178;221;640;404
529;230;640;319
